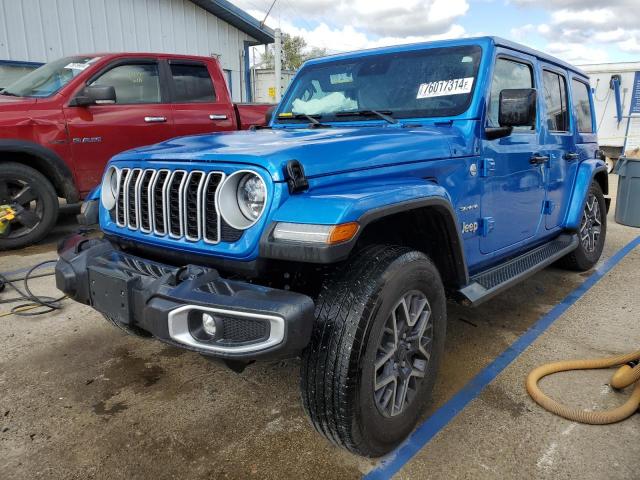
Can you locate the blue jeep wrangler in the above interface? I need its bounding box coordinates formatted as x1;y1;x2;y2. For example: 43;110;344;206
56;37;608;456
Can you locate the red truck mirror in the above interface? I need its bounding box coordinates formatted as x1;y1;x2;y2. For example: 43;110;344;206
70;85;116;107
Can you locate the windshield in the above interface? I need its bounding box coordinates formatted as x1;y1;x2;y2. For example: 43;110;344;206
277;45;482;123
0;56;101;98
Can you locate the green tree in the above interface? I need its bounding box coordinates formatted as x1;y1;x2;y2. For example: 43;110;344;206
261;33;326;70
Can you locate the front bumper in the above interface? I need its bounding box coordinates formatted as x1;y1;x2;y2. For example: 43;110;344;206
55;235;315;360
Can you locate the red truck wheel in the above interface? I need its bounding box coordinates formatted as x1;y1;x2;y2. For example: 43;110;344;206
0;162;59;250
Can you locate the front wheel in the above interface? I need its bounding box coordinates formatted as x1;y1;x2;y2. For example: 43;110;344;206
558;182;607;271
300;245;446;457
0;162;59;250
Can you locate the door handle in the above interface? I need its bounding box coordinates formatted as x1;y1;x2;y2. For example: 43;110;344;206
530;155;550;165
209;114;228;121
144;116;167;123
563;152;579;161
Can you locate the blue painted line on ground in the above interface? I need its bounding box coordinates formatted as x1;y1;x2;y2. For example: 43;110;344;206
364;235;640;480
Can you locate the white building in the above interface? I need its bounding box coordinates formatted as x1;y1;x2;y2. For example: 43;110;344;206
251;68;296;103
581;62;640;167
0;0;274;102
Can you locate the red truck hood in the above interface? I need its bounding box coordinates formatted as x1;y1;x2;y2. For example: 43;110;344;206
0;95;38;108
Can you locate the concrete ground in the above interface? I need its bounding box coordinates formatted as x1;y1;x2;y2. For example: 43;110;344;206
1;177;638;480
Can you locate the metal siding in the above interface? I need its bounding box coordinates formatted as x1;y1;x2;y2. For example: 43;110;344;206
0;0;258;101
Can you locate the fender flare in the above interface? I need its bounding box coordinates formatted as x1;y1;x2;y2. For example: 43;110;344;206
0;139;79;203
564;162;608;231
260;184;469;287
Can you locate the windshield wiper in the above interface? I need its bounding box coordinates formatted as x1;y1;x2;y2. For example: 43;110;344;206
279;113;331;128
0;90;19;97
335;110;398;124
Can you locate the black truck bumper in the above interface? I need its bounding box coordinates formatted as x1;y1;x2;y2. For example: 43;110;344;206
55;235;315;360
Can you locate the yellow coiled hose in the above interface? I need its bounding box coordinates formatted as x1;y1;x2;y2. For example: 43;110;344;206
526;350;640;424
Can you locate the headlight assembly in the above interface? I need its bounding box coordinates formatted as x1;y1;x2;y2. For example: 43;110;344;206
100;166;119;211
218;170;267;230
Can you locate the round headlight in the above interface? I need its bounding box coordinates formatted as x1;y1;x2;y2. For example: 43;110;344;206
237;174;266;221
100;166;119;210
218;171;268;230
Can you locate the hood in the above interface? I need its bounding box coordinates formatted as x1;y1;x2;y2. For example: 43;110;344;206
117;124;474;182
0;95;37;108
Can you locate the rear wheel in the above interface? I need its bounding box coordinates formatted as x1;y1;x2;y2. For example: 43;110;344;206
300;245;446;456
558;182;607;271
0;162;59;250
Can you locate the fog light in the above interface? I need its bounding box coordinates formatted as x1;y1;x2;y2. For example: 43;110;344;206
202;313;217;336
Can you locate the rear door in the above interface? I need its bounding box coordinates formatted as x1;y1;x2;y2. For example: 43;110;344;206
64;59;174;192
539;65;579;229
480;52;546;254
165;59;236;137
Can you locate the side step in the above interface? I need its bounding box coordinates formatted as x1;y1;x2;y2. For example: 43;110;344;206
458;234;578;306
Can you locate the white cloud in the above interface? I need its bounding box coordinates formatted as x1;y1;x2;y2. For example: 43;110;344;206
509;0;640;62
238;0;470;56
545;42;610;64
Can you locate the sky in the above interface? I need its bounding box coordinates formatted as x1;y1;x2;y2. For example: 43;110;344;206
231;0;640;65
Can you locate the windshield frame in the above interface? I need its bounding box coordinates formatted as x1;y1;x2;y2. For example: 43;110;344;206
274;44;484;126
1;56;100;98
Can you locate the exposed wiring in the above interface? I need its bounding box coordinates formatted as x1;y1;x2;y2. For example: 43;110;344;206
0;260;67;317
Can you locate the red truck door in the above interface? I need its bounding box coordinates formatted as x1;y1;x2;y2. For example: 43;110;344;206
63;59;174;193
165;59;236;137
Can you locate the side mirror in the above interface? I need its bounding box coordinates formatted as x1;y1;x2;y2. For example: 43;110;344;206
70;85;116;107
499;88;536;127
486;88;536;140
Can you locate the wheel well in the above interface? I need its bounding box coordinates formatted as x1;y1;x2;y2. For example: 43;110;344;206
353;206;467;289
0;151;78;202
594;169;608;196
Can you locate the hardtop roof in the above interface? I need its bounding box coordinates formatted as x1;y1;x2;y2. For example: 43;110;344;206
305;36;588;79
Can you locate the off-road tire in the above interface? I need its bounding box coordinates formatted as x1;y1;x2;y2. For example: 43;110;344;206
300;245;446;457
558;182;607;271
0;162;59;250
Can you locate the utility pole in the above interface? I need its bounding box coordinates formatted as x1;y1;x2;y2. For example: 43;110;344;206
274;28;282;102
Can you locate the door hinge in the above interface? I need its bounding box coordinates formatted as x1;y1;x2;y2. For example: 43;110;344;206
543;200;555;215
480;158;496;177
481;217;495;237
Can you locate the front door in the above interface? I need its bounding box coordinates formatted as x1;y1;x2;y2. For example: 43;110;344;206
480;53;546;254
64;59;174;193
539;66;580;229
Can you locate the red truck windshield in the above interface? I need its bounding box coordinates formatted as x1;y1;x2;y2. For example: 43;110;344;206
0;56;101;98
277;45;482;123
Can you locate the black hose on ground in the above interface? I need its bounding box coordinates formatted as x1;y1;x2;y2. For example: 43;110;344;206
0;260;67;316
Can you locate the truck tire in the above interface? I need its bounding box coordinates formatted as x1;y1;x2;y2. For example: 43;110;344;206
558;182;607;271
300;245;446;457
0;162;59;250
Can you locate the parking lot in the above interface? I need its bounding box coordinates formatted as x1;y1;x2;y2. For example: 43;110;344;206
0;175;638;479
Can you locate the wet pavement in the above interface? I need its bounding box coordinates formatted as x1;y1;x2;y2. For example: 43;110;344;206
1;177;638;479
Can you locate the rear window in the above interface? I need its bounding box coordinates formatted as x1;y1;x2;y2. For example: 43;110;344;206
542;70;569;132
571;79;594;133
170;63;216;103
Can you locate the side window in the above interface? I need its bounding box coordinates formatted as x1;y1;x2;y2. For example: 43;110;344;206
488;58;534;130
571;79;594;133
90;63;161;104
170;63;216;103
542;70;569;132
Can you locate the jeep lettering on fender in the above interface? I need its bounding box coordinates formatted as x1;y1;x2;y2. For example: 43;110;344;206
56;36;609;457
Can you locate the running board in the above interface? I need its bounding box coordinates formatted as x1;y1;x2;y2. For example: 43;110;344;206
458;234;579;306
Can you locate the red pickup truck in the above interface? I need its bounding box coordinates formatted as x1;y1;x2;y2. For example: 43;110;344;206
0;53;271;249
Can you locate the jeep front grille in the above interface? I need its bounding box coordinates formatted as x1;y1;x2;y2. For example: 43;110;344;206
115;168;236;244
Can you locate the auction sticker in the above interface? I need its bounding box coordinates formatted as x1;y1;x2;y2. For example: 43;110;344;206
417;77;474;99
